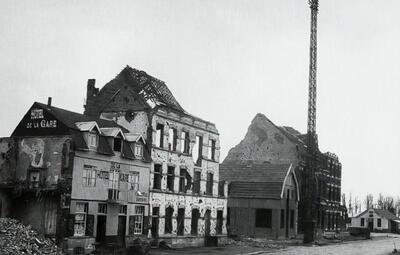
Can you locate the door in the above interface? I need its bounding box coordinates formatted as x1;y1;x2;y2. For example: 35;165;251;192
204;210;211;236
151;207;159;238
96;215;107;244
368;219;374;231
118;216;127;247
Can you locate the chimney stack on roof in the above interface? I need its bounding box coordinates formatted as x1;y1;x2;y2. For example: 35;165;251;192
47;97;52;107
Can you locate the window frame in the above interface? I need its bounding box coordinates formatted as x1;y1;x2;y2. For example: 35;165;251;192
82;165;96;187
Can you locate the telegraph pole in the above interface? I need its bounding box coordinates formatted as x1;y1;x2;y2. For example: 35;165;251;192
303;0;319;244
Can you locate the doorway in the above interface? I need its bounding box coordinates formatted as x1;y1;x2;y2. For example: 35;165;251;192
204;210;211;236
96;215;107;244
368;219;374;231
117;216;126;247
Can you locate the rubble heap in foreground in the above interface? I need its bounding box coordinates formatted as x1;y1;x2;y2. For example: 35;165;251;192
0;218;63;255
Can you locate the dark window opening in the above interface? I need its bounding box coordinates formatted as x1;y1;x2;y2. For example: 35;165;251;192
216;210;223;235
290;210;294;229
153;164;162;190
177;208;185;236
206;172;214;196
191;209;200;235
165;206;174;234
156;124;164;148
113;137;122;152
377;218;382;227
361;218;365;226
193;171;201;194
167;166;175;192
218;180;225;197
208;139;216;161
255;209;272;228
280;209;285;229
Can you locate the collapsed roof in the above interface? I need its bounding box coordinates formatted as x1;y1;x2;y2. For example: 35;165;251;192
85;66;185;116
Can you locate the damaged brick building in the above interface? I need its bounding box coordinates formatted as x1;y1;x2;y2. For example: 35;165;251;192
223;113;345;234
83;66;228;247
0;99;151;254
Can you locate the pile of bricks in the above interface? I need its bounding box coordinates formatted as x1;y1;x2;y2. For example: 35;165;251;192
0;218;63;255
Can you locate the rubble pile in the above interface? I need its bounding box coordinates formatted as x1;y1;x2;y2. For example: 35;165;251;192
0;218;63;255
227;237;287;249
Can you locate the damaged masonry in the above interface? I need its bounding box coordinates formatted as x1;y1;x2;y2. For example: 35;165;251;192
0;66;228;253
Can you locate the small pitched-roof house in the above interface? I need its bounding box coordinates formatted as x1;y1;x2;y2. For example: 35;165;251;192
220;161;299;239
351;208;400;233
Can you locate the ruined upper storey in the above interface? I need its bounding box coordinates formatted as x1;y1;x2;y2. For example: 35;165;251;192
83;66;218;135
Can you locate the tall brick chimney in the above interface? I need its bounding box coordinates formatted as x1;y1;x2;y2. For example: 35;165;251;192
84;79;99;116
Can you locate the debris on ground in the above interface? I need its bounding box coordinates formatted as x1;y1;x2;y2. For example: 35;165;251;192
0;218;63;255
227;236;289;249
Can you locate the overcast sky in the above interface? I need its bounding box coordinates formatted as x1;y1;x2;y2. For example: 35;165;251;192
1;0;399;201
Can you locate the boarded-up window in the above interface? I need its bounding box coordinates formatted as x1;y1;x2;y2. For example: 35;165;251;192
177;208;185;236
153;164;162;190
165;206;174;234
255;209;272;228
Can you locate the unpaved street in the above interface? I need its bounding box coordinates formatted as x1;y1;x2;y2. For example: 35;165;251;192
151;234;400;255
268;236;400;255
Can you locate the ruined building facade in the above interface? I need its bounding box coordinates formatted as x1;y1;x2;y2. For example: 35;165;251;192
224;113;346;233
84;66;227;247
1;100;151;254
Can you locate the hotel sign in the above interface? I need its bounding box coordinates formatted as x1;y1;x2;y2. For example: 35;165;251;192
12;103;69;137
26;109;57;129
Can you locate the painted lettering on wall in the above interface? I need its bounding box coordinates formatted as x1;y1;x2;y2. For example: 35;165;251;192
26;108;57;129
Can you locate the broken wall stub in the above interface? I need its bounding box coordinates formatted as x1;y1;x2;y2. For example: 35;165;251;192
14;136;71;188
0;137;16;185
224;113;302;166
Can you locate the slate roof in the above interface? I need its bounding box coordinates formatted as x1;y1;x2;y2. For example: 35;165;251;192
375;209;400;221
353;208;400;221
35;102;122;131
220;161;294;199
